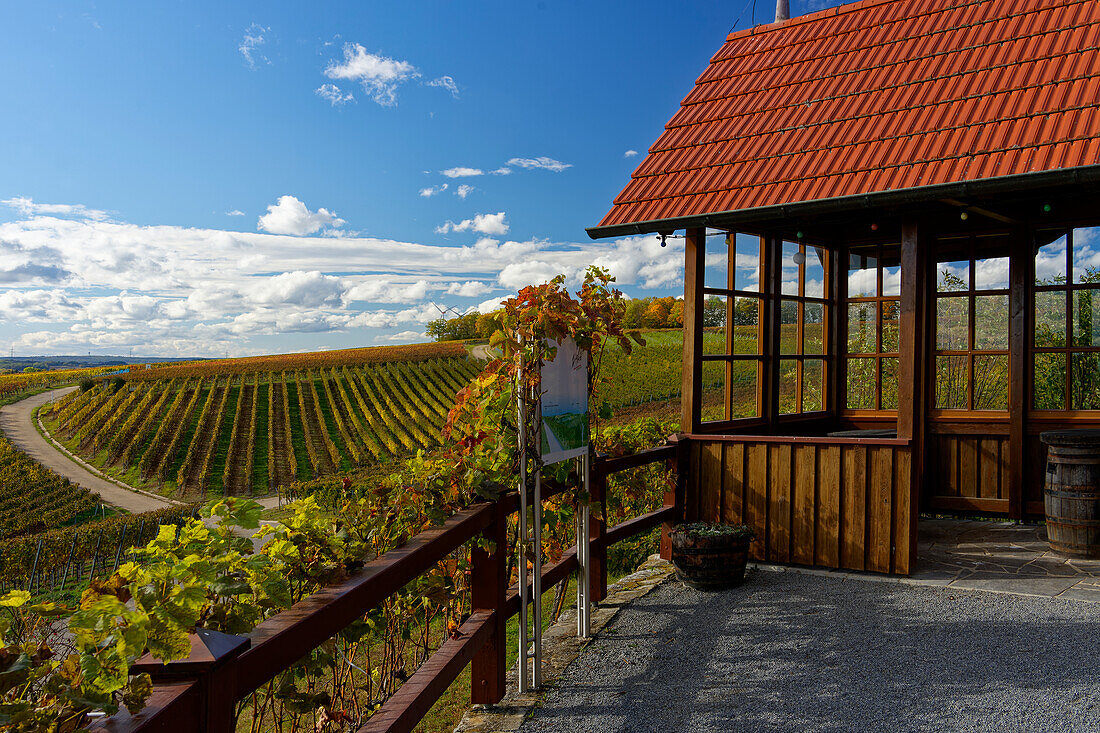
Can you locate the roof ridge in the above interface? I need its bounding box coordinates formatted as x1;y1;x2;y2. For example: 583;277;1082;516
722;0;919;44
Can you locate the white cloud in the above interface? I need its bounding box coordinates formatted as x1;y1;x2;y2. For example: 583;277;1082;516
445;280;491;297
441;167;483;178
506;156;572;172
427;76;459;98
497;260;576;291
419;183;449;197
257;195;345;236
247;270;345;308
455;184;474;199
323;43;418;107
624;149;639;158
476;296;505;314
239;23;270;69
435;212;509;236
225;209;245;217
345;279;431;304
2;196;108;221
492;167;512;175
316;83;354;106
385;330;425;342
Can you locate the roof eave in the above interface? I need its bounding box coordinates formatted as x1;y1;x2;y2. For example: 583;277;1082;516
585;165;1100;240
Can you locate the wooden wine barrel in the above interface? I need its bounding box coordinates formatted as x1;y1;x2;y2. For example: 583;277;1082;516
1040;430;1100;559
669;528;751;589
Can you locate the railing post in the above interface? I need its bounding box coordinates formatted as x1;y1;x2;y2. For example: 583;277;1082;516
661;437;689;560
589;457;607;604
130;629;249;732
471;499;507;704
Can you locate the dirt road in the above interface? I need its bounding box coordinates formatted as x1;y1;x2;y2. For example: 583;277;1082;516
0;388;173;513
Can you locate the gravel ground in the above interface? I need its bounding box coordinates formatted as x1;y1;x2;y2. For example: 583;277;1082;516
519;569;1100;733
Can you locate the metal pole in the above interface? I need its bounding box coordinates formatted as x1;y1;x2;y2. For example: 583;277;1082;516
577;453;591;638
533;470;543;687
516;351;530;693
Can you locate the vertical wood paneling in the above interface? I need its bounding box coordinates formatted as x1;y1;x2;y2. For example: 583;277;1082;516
893;448;913;574
841;446;867;571
721;444;745;525
746;444;769;561
999;439;1011;500
867;447;893;574
946;437;959;496
686;442;702;522
816;445;841;567
792;445;816;565
979;439;999;499
699;442;723;522
768;444;792;563
959;438;978;497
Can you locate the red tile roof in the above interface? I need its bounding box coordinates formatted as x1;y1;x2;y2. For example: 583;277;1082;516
592;0;1100;237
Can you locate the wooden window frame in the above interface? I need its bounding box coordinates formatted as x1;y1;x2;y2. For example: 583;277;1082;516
931;234;1011;416
842;244;902;414
775;239;831;418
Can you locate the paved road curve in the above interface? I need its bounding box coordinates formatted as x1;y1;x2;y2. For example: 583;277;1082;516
0;387;173;513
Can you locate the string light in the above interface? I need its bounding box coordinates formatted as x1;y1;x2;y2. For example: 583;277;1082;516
960;211;969;220
1043;203;1052;212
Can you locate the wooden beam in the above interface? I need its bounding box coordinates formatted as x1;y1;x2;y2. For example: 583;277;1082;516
898;220;926;571
1008;225;1028;519
682;227;705;433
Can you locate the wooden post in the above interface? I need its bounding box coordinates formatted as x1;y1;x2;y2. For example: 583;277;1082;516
470;499;507;704
899;221;926;570
1008;225;1028;519
682;227;706;433
589;458;608;604
662;437;689;560
764;234;781;430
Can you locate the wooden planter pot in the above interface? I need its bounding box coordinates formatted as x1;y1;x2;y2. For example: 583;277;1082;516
1041;430;1100;559
669;525;752;590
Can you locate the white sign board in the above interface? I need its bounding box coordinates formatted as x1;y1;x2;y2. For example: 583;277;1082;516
539;338;589;465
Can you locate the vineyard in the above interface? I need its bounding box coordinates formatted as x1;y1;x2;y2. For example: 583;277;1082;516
44;357;484;498
0;437;97;538
0;365;116;404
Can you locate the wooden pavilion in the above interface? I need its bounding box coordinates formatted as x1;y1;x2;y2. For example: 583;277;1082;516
588;0;1100;574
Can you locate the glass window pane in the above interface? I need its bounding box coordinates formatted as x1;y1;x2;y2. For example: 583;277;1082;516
781;241;800;295
1035;233;1068;286
733;233;762;292
780;299;799;355
974;294;1008;350
730;360;759;419
973;355;1009;410
779;359;798;414
702;296;728;356
881;300;900;353
935;355;969;409
802;359;824;412
847;302;877;354
847;252;877;297
804;246;826;299
937;260;969;292
732;297;760;354
704;236;729;290
936;297;969;351
1034;353;1066;410
881;358;899;410
1072;352;1100;409
846;358;876;409
882;253;901;296
1073;227;1100;284
1034;290;1067;347
803;302;824;355
1073;288;1100;347
701;359;727;423
974;256;1010;290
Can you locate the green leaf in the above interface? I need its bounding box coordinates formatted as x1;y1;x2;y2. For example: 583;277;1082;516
0;591;30;608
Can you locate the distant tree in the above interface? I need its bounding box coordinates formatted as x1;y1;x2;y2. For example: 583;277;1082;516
475;312;498;338
642;300;670;328
426;312;480;341
668;300;684;327
702;296;726;327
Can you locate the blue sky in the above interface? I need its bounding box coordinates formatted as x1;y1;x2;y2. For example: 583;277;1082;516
0;0;843;357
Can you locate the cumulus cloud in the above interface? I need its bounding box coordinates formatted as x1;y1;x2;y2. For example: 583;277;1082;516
225;209;245;217
247;270;346;308
2;196;108;221
435;212;509;236
385;330;426;342
476;296;506;314
445;280;491;297
323;43;418;107
257;195;345;236
345;279;432;304
315;83;354;106
419;183;448;197
492;167;512;175
624;149;638;158
506;156;572;172
441;167;483;178
455;184;474;199
239;23;271;69
427;75;459;98
0;263;70;285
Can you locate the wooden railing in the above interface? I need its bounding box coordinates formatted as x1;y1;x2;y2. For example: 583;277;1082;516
94;444;679;733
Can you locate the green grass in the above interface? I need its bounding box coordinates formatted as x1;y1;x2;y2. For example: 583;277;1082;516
313;378;353;471
284;382;313;481
166;387;208;486
207;386;240;494
253;385;270;492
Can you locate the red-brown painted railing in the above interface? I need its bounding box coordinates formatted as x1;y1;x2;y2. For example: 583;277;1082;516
92;443;680;733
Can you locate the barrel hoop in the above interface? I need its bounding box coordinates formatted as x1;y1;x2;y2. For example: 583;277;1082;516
1045;487;1100;496
1046;517;1100;529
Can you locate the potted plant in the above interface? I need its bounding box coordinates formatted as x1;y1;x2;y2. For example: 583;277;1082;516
669;522;755;590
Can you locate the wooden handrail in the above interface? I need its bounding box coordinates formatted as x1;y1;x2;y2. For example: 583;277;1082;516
98;443;680;733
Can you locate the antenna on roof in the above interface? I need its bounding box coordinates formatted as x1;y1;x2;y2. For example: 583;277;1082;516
775;0;789;22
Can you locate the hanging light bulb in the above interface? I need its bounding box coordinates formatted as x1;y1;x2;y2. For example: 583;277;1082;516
792;251;806;265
